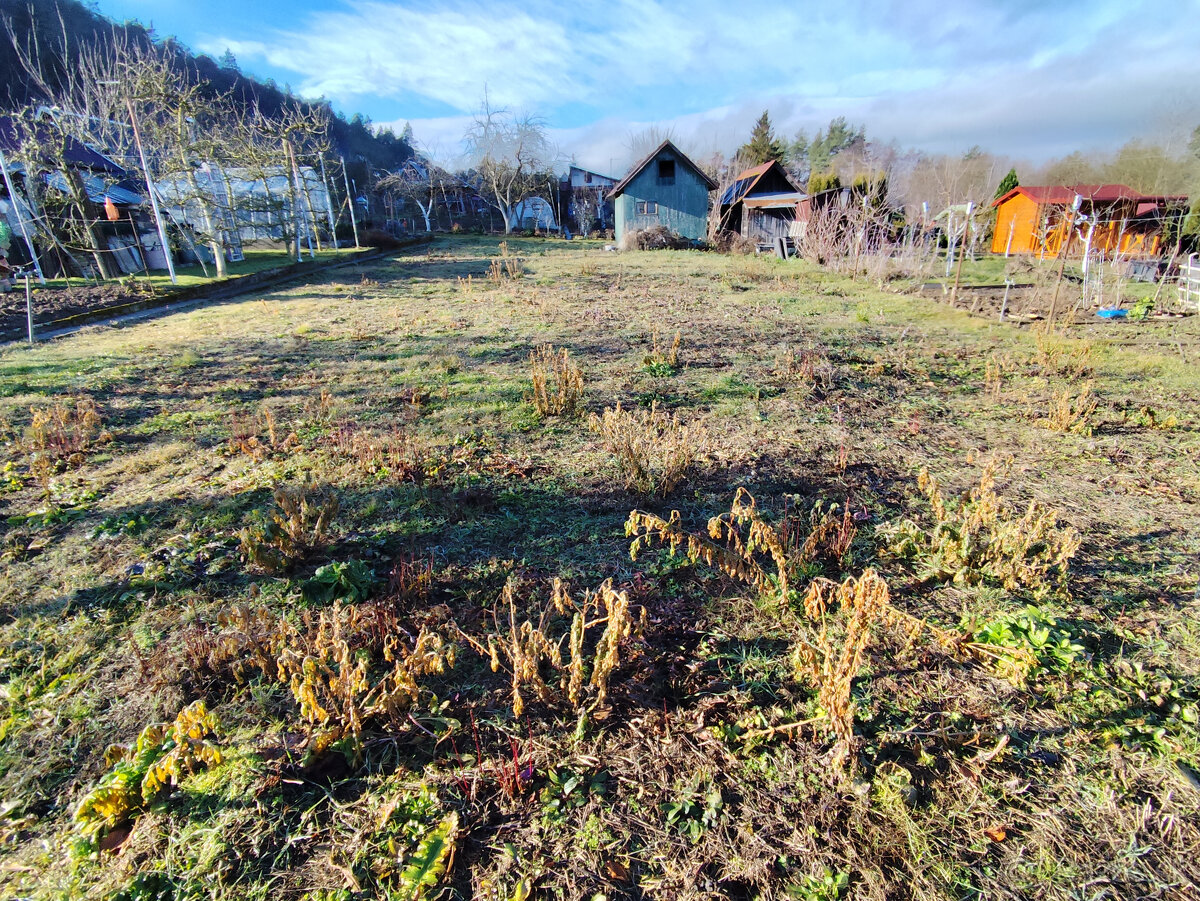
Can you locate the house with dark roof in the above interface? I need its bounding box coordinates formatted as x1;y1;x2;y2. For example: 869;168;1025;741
991;184;1188;258
608;140;717;243
716;160;804;241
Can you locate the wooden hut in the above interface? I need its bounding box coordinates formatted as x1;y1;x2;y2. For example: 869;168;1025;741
991;184;1188;258
717;160;804;242
609;140;717;243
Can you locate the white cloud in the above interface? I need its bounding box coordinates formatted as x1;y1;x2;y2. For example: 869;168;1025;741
203;0;1200;165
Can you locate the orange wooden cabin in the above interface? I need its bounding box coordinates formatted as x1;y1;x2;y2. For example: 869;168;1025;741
990;184;1188;259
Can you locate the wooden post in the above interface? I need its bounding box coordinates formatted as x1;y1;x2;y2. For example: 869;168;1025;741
25;272;33;343
952;202;973;305
999;279;1012;321
1047;196;1080;329
126;97;176;284
1004;218;1014;257
340;156;360;249
128;211;148;274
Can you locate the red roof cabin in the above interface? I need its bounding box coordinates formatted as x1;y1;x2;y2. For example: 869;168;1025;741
991;184;1188;259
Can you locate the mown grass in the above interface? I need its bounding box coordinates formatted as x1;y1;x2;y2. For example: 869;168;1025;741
1;236;1198;900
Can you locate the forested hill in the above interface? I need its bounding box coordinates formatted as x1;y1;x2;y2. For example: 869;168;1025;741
0;0;414;171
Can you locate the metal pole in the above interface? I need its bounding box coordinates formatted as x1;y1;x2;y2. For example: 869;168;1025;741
0;147;46;284
25;272;34;343
341;156;360;249
126;98;177;284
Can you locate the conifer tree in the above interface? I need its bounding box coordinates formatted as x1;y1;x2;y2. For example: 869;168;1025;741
739;111;786;166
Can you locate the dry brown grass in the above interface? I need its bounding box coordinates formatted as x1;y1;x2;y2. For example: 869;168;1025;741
1041;382;1099;434
589;401;707;497
527;344;584;416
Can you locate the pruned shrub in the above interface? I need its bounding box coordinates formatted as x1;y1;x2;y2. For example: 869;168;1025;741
589;401;707;497
528;344;584;416
879;462;1081;596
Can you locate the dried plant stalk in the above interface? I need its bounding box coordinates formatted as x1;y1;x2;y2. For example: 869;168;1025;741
528;344;584;416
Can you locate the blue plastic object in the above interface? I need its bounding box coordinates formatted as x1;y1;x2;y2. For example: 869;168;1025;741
1096;308;1128;319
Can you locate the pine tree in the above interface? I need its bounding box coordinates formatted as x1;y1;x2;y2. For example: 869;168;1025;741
739;111;787;166
994;167;1019;198
219;48;239;71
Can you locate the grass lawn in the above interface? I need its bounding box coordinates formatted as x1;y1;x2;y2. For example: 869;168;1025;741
40;246;360;293
1;236;1198;900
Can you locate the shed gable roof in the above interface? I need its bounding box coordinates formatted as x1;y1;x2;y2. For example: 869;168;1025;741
608;139;718;199
992;183;1188;208
719;160;799;206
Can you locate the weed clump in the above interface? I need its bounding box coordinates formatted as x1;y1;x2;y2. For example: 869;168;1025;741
276;602;456;762
589;401;707;497
25;396;109;466
643;328;681;376
488;241;525;282
471;577;645;716
792;570;890;767
627;490;856;606
239;482;340;572
528;344;584;416
880;462;1080;596
1041;383;1098;434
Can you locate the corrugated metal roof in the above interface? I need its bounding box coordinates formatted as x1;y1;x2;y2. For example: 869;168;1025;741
0;114;126;176
718;160;799;206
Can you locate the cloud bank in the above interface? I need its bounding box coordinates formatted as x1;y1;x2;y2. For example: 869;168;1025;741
202;0;1200;171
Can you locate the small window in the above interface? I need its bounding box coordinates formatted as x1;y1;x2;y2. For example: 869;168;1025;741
635;200;659;216
657;159;675;185
585;172;593;184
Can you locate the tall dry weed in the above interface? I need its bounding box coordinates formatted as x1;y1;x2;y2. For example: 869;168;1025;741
589;402;707;497
528;344;584;416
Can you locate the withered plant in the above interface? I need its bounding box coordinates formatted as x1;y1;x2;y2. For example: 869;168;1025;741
488;241;525;282
880;462;1081;596
792;570;890;768
627;489;856;606
227;406;294;460
528;344;584;416
589;401;707;497
644;328;682;374
1040;383;1098;435
275;602;456;762
1034;329;1095;379
239;482;340;572
466;577;645;716
329;422;429;482
74;701;222;842
25;396;109;466
775;346;834;392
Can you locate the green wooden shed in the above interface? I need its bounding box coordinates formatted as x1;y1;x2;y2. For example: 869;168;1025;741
608;140;717;243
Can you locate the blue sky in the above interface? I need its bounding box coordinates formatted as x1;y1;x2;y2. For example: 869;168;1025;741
99;0;1200;173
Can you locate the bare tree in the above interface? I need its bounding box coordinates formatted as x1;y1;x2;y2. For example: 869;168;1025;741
376;158;451;233
463;97;556;234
